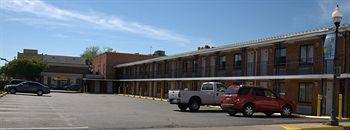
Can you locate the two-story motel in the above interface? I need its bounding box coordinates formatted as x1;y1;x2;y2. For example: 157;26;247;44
107;24;350;116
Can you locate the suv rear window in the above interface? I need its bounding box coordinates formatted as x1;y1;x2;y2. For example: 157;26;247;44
9;80;24;85
225;87;250;95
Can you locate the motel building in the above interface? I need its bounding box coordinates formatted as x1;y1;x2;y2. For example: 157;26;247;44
106;24;350;116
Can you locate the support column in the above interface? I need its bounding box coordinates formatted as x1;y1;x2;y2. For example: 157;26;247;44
148;82;152;97
94;81;100;93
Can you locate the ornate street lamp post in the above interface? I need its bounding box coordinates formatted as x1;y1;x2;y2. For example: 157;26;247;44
330;4;342;126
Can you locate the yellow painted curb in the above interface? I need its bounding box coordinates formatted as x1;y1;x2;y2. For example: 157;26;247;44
117;93;167;102
0;92;7;97
282;125;344;130
207;105;222;109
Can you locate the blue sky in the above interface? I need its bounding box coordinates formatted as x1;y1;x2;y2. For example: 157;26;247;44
0;0;349;66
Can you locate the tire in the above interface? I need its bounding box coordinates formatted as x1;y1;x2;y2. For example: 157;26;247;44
178;104;188;111
9;88;16;94
264;112;274;117
281;105;292;117
228;111;237;116
242;104;254;117
188;99;200;112
36;90;43;96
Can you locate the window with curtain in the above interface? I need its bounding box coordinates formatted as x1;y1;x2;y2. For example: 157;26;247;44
300;45;314;65
219;55;226;70
234;53;242;69
274;48;286;66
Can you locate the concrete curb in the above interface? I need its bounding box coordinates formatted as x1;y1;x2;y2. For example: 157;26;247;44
281;123;350;130
0;91;7;98
206;105;350;121
117;94;168;102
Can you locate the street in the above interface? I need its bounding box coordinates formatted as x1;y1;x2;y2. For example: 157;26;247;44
0;92;327;129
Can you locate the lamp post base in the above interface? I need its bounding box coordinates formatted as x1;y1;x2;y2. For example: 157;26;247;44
325;120;339;126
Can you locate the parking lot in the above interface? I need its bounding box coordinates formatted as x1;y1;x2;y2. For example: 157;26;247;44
0;92;328;129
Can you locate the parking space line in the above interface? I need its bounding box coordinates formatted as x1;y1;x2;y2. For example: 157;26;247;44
0;126;89;130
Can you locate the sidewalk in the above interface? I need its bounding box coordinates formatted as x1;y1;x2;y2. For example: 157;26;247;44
146;122;350;130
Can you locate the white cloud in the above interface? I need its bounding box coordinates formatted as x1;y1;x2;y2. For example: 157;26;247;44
0;0;191;46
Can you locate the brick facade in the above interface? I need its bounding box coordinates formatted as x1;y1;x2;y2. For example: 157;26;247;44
93;52;155;79
114;26;350;116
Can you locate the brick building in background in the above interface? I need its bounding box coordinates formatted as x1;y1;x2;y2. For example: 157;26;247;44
83;52;156;93
115;24;350;116
17;49;89;89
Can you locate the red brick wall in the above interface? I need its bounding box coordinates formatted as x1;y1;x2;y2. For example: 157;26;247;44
46;65;89;74
93;52;155;79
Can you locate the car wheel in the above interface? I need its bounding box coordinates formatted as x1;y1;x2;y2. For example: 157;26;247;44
189;99;200;112
228;111;237;116
9;88;16;94
281;105;292;117
264;112;274;117
243;104;254;117
36;90;43;96
178;104;188;111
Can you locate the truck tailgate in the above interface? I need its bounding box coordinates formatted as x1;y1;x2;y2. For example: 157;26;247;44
168;90;180;99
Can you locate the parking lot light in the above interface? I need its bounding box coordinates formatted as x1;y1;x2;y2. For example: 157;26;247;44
329;4;342;126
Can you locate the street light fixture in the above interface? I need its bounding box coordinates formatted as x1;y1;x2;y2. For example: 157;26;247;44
329;4;342;126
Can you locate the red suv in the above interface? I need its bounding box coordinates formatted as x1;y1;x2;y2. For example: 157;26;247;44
221;86;295;117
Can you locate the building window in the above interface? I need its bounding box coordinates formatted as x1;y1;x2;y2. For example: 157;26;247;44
300;45;314;65
219;55;226;70
299;83;313;103
192;59;197;73
182;61;188;72
234;53;242;69
274;48;286;66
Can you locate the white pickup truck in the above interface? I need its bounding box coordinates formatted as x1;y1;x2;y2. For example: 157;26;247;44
168;82;226;112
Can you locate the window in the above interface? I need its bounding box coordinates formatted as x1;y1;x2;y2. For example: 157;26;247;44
238;87;250;95
265;90;277;99
192;59;197;73
182;61;188;72
219;55;226;70
274;48;286;66
299;83;313;103
216;84;226;92
300;45;314;65
234;53;242;68
252;88;265;97
202;84;213;91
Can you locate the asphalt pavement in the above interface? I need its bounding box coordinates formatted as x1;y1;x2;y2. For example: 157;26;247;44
0;92;328;129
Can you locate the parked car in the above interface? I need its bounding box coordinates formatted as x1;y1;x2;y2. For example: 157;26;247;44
63;84;81;91
168;82;226;112
4;81;50;96
9;79;25;85
220;85;295;117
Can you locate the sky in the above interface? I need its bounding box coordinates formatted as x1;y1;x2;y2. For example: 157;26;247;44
0;0;350;66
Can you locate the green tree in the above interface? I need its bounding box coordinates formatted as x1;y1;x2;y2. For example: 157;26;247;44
80;46;101;71
1;58;48;80
81;46;115;72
